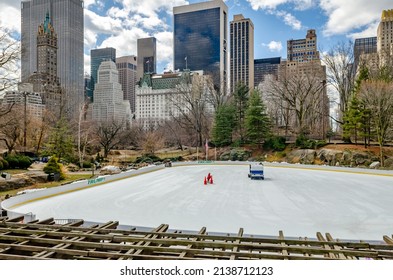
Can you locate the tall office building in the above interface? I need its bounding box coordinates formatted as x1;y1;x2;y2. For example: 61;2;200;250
21;0;84;118
137;37;157;81
89;47;116;102
377;9;393;55
287;29;319;63
354;37;377;72
230;14;254;91
116;55;138;113
92;61;131;124
27;12;63;118
254;57;281;88
173;0;228;93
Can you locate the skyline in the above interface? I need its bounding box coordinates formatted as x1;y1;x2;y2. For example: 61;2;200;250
0;0;391;75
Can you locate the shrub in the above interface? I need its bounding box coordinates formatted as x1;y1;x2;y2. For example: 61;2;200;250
43;157;65;180
4;156;18;168
264;136;286;151
0;158;9;169
17;156;32;169
4;155;32;169
135;154;161;164
82;161;92;168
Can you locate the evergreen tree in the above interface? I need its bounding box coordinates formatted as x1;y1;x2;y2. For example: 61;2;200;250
43;156;65;180
212;103;236;147
343;66;371;145
245;90;271;146
45;117;74;161
233;83;249;143
343;96;363;144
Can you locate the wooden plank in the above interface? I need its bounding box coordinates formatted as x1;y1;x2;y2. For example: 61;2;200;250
317;232;336;259
179;227;206;259
119;224;169;260
279;230;289;259
230;228;243;260
0;221;375;249
383;235;393;245
325;233;348;260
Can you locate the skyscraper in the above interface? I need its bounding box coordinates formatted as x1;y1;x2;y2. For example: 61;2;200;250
173;0;228;93
287;29;319;63
90;47;116;102
116;55;138;113
21;0;84;118
92;61;131;124
230;14;254;91
354;37;377;72
377;9;393;55
137;37;157;81
254;57;281;88
27;11;63;117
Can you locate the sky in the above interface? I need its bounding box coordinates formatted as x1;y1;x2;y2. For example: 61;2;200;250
0;0;391;75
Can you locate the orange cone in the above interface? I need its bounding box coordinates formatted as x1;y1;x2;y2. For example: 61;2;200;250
204;177;207;185
210;176;213;184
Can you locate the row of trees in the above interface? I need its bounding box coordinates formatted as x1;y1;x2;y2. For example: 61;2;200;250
2;24;393;166
323;40;393;165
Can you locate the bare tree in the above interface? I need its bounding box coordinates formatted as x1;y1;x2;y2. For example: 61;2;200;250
95;119;125;158
0;112;22;154
73;102;96;167
204;73;227;112
321;41;355;125
0;27;20;94
359;80;393;167
267;64;328;136
169;73;212;147
136;130;165;155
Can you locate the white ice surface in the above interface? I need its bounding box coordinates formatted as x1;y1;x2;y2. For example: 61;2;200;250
12;164;393;240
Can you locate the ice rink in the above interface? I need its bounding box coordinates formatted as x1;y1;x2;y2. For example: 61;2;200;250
11;164;393;240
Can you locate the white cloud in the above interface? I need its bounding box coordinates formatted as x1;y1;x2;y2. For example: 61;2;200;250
347;21;379;40
154;31;174;64
247;0;314;11
246;1;304;30
247;0;289;10
319;0;386;37
84;54;91;75
0;1;21;33
98;28;149;57
84;9;123;35
262;40;283;52
84;0;96;8
275;10;302;30
118;0;189;17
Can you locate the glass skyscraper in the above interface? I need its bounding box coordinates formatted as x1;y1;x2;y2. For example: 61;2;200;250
90;47;116;102
254;57;281;88
21;0;84;118
173;0;228;93
354;37;377;73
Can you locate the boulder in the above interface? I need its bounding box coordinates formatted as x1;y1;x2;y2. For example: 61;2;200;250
99;165;121;175
220;149;251;161
383;157;393;169
0;174;35;192
287;149;316;164
317;149;343;166
352;152;370;165
369;161;380;169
